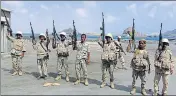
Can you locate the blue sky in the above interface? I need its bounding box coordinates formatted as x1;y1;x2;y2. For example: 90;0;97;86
1;1;176;35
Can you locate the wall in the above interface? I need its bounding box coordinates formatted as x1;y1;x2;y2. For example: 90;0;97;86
1;9;11;53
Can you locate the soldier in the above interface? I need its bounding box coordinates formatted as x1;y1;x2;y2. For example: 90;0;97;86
153;38;174;96
32;33;50;80
7;31;26;76
114;36;127;70
74;34;90;86
130;39;151;95
54;32;72;82
98;33;116;89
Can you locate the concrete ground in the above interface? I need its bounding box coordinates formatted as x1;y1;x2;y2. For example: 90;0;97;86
1;41;176;95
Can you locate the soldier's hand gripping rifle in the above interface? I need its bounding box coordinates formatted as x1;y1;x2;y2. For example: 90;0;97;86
30;22;36;45
52;20;60;49
72;20;77;50
132;18;136;51
45;29;51;52
119;44;126;55
158;23;163;49
100;12;105;48
2;9;13;36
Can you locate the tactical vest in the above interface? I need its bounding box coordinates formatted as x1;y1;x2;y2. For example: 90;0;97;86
101;42;116;61
11;39;24;56
155;49;172;70
131;49;149;70
57;41;69;57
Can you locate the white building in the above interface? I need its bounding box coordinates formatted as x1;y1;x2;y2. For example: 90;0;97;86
1;8;11;54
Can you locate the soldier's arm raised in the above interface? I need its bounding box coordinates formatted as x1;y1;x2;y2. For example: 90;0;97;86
98;34;103;48
6;32;15;42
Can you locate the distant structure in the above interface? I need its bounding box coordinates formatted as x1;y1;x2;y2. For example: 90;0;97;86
1;8;11;54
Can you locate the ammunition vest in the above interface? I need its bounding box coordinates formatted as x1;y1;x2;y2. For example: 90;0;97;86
57;41;69;57
131;49;149;70
101;42;116;61
11;39;25;56
154;49;172;70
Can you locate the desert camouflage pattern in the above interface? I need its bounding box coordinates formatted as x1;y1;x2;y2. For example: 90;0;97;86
56;40;71;76
75;41;90;80
154;48;174;95
33;41;49;77
130;48;150;93
98;40;116;82
131;49;150;71
7;35;26;74
114;41;125;68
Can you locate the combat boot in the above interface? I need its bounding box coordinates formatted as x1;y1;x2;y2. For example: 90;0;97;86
74;79;80;85
12;71;18;76
66;75;69;82
55;75;61;81
18;71;23;76
130;87;136;95
110;82;115;89
141;88;147;95
100;81;106;88
84;78;89;86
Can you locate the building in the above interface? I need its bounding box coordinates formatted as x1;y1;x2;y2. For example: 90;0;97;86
1;8;11;54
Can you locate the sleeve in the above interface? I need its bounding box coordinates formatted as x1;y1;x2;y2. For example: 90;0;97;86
6;34;15;42
98;40;103;48
22;40;26;52
87;44;90;53
146;51;151;65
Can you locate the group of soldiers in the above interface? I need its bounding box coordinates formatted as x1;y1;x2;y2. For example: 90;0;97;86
6;31;174;95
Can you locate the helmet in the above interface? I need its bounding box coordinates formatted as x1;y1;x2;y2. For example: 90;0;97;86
39;33;46;38
60;32;66;36
105;33;113;39
162;38;169;43
16;31;22;35
117;36;121;38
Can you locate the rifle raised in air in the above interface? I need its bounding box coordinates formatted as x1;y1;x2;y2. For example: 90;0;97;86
158;23;163;49
132;18;136;51
52;20;60;49
30;22;36;45
72;20;77;50
2;9;13;36
100;12;105;48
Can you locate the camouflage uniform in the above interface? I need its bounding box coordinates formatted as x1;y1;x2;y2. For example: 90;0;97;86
114;41;126;69
130;49;150;95
74;41;90;86
154;48;174;95
55;40;71;81
98;40;116;88
7;34;26;76
33;41;49;78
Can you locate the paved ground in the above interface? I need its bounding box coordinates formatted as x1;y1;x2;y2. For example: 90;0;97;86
1;41;176;95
